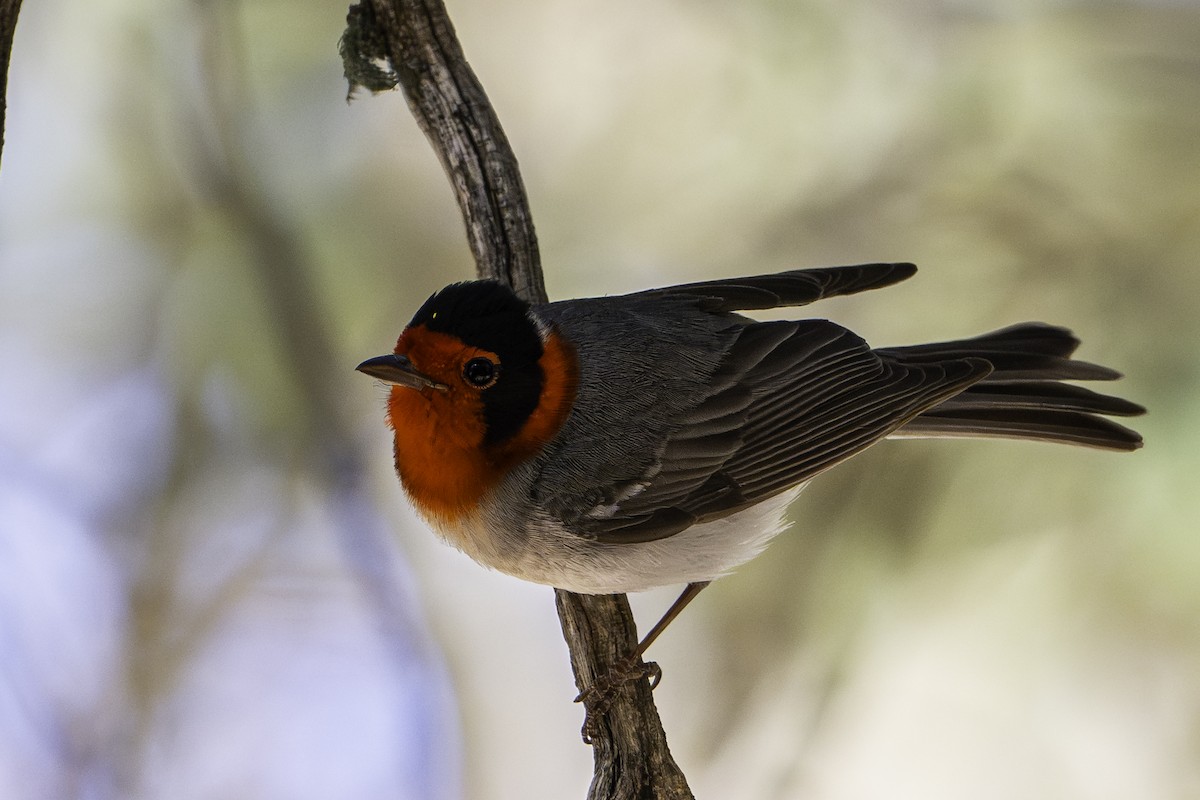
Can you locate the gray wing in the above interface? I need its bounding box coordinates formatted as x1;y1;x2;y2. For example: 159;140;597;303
528;263;987;543
559;319;991;542
633;262;916;312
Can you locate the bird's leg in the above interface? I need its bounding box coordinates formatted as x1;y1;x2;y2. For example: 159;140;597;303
575;581;711;740
631;580;711;662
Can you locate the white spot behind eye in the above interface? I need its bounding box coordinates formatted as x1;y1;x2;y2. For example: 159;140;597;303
528;311;552;343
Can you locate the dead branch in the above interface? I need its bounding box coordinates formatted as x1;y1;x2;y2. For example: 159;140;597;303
343;2;694;796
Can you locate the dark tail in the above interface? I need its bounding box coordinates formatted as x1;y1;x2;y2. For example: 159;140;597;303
878;323;1145;451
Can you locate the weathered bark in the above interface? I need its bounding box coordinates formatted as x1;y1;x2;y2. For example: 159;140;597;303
0;0;25;169
343;2;694;796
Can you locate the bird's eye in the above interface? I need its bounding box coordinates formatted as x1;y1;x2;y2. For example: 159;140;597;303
463;357;499;388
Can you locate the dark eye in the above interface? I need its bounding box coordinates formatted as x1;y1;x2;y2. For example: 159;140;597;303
463;357;499;388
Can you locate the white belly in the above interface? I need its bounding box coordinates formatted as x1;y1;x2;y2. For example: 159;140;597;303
440;486;805;594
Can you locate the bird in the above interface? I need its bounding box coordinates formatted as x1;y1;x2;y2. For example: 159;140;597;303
357;262;1144;672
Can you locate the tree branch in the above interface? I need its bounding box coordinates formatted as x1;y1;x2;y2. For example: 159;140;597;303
0;0;24;170
344;2;693;796
347;0;545;303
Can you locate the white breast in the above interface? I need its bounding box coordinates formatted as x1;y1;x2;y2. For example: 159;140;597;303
439;486;805;594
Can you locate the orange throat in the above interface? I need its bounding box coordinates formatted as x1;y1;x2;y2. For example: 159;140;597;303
385;329;577;524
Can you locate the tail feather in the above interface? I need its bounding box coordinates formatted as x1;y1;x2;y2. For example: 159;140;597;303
895;408;1144;451
877;323;1122;382
882;323;1145;451
936;382;1145;417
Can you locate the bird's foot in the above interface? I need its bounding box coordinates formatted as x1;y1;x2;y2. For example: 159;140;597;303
574;658;663;744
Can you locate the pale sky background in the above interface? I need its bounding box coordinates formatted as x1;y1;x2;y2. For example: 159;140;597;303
1;1;1197;798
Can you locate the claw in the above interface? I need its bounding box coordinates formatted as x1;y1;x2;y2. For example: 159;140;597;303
575;659;662;744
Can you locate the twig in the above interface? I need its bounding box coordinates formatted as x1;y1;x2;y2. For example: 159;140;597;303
345;0;545;304
344;2;694;796
0;0;24;169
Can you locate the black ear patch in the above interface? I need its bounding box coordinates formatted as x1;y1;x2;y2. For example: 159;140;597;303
411;281;545;446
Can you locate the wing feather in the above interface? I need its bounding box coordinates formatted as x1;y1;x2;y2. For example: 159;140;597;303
530;268;1143;545
639;262;917;312
578;320;990;542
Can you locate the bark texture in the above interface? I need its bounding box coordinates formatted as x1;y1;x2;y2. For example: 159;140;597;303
344;2;694;796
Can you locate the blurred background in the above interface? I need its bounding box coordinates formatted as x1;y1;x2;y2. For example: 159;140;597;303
1;0;1197;798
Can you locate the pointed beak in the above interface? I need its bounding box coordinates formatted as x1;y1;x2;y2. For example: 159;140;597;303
356;353;447;392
